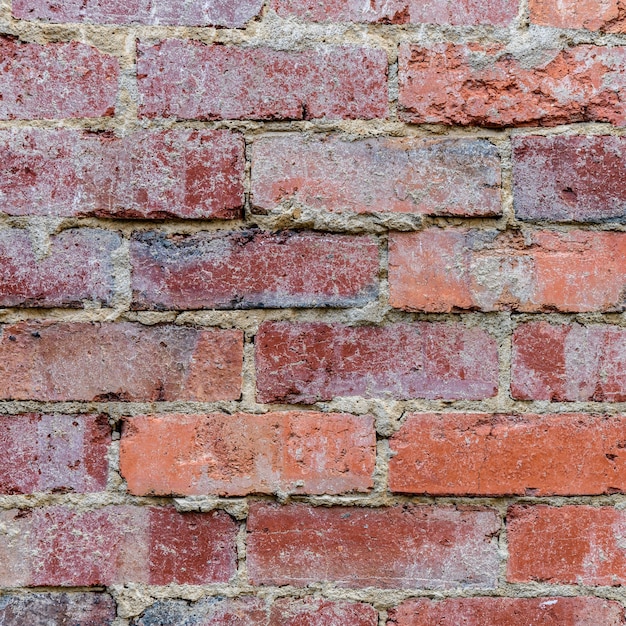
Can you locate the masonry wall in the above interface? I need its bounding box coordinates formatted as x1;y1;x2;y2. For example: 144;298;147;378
1;0;626;624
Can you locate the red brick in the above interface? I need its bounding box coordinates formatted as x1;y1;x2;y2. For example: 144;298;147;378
0;414;110;495
507;505;626;585
529;0;626;31
513;135;626;223
0;38;118;120
138;40;388;121
120;412;375;497
130;230;379;310
511;322;626;401
389;597;625;625
0;506;237;586
0;229;120;308
389;229;626;313
13;0;264;27
255;322;498;404
269;598;378;625
389;413;626;496
0;129;244;219
0;322;242;402
250;136;501;217
398;43;626;127
247;503;500;588
271;0;517;25
0;593;116;626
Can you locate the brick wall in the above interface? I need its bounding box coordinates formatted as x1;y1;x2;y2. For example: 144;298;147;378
1;0;626;624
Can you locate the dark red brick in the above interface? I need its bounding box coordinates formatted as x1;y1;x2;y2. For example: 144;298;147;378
247;503;500;588
0;129;244;219
138;40;388;121
269;598;378;625
255;322;499;404
130;230;379;310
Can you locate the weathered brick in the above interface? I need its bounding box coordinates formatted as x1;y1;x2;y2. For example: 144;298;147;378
250;136;501;217
389;597;625;625
389;413;626;496
0;414;110;495
511;322;626;401
0;38;119;120
271;0;518;25
513;135;626;223
13;0;264;27
0;506;237;586
130;230;379;310
138;40;388;121
529;0;626;31
0;322;243;402
0;229;120;308
133;597;377;626
0;129;244;219
507;505;626;585
389;229;626;312
0;593;116;626
120;412;375;496
398;43;626;126
247;503;500;588
255;322;498;404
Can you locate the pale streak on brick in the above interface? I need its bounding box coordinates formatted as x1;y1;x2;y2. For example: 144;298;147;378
130;230;379;310
0;39;119;120
389;229;626;312
0;414;110;494
251;135;501;217
0;229;120;307
271;0;518;25
0;322;243;402
529;0;626;31
398;43;626;126
0;129;244;219
247;503;501;589
389;413;626;496
137;40;389;121
120;412;376;496
13;0;264;27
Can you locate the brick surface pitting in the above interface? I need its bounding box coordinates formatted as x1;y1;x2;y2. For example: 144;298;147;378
529;0;626;31
120;412;375;496
138;41;389;121
256;322;499;403
130;230;379;309
247;503;500;588
251;136;501;217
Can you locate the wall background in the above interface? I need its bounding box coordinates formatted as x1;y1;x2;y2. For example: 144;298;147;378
1;0;626;623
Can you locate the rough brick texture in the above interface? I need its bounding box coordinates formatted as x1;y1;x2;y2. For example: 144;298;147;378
389;229;626;312
247;503;500;588
0;414;110;494
511;322;626;401
389;597;625;625
0;228;120;307
120;412;375;496
513;135;626;223
251;136;501;217
0;38;119;120
0;322;243;401
138;40;388;121
0;129;244;219
0;593;116;626
0;506;237;586
13;0;264;27
398;44;626;126
271;0;518;25
130;230;379;310
256;322;498;403
507;506;626;585
389;413;626;496
529;0;626;31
